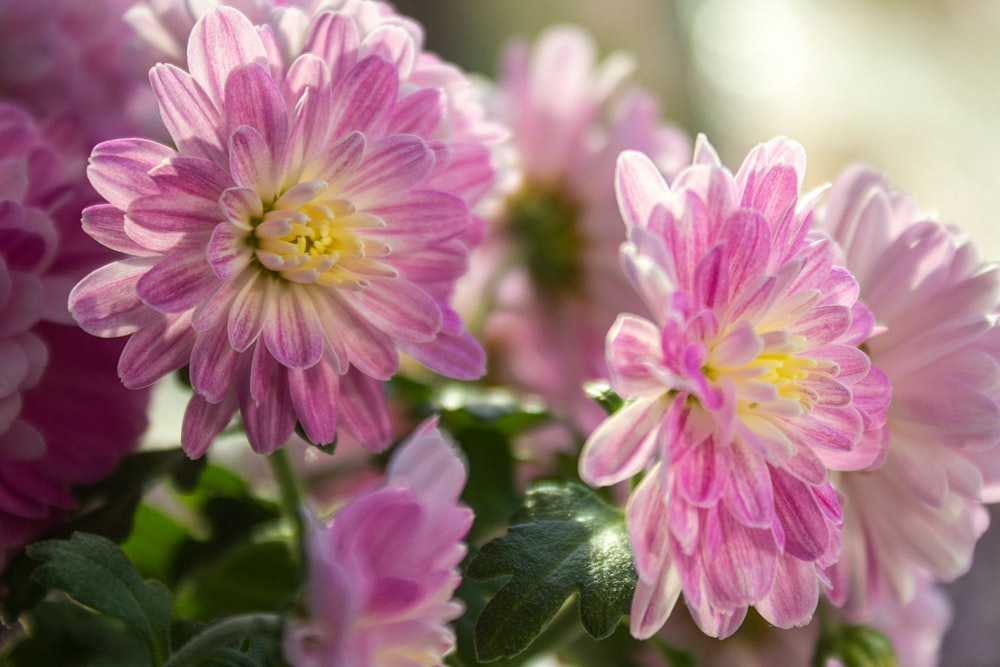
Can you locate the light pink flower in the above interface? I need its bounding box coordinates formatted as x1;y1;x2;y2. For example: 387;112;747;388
581;136;889;639
814;165;1000;616
69;7;493;457
0;103;149;568
467;25;689;433
0;0;156;149
283;418;472;667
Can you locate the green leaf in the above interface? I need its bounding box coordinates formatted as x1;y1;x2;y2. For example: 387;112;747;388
122;504;193;583
584;380;624;416
466;481;637;662
3;600;149;667
814;621;897;667
452;428;521;544
1;448;203;623
173;541;299;620
26;532;173;665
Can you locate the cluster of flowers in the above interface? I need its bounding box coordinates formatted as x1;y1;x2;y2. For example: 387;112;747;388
2;1;999;665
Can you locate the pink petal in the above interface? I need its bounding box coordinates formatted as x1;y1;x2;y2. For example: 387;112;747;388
223;63;288;156
367;189;469;244
262;284;324;369
150;64;225;165
189;324;244;403
207;222;252;279
579;394;665;487
82;205;157;258
228;272;267;351
87;139;174;210
615;150;670;228
187;7;268;105
344;134;434;203
182;392;238;458
771;468;830;562
342;280;441;343
69;259;158;337
136;252;220;313
630;568;682;640
288;360;340;445
243;343;296;453
723;442;775;528
329;55;400;138
627;466;672;581
323;293;399;380
148;155;235;199
387;88;443;136
754;555;819;629
703;507;777;607
675;430;729;507
606;314;668;396
118;313;196;388
228;124;277;200
303;130;366;187
337;369;392;451
301;12;359;84
396;330;485;381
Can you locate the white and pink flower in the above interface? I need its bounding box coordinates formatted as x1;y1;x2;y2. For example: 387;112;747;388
468;25;689;434
283;418;472;666
581;136;889;638
70;6;494;457
815;164;1000;617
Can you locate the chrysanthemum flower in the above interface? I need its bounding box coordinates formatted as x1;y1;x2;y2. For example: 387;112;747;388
466;25;689;433
0;103;149;568
814;165;1000;617
580;136;889;638
283;418;472;667
69;6;493;456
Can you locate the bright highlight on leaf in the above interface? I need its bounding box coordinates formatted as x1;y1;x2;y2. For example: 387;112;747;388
467;481;638;661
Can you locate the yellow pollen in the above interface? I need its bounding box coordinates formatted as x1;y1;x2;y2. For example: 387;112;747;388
252;193;382;287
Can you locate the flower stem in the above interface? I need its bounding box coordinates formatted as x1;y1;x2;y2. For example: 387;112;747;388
161;613;282;667
268;447;306;569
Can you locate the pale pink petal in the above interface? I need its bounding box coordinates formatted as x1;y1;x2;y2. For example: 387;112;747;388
396;330;485;381
207;222;252;279
754;555;819;629
81;205;157;258
344;134;434;203
150;64;226;165
69;259;158;337
187;6;268;105
228;124;277;200
342;280;441;343
87;139;174;210
579;394;665;487
262;284;324;369
289;362;340;446
136;252;219;313
337;369;391;451
606;314;668;396
329;55;400;138
223;62;288;155
182;392;238;459
189;324;244;403
118;313;196;389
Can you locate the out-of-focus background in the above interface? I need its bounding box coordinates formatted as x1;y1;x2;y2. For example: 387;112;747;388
388;0;1000;664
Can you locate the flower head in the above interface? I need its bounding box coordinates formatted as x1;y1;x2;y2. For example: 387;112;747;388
467;25;689;432
70;6;494;456
284;417;472;666
815;165;1000;616
580;136;889;638
0;103;149;568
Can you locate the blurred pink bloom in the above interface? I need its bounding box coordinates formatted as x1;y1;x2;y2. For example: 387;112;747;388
581;136;889;639
0;103;149;568
0;0;157;149
466;25;689;433
70;6;493;457
284;418;472;667
815;165;1000;616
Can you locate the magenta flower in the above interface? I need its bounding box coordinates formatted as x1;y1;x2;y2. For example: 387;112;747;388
283;417;472;667
580;136;889;638
69;6;493;457
0;103;149;568
466;25;689;433
0;0;156;149
814;165;1000;617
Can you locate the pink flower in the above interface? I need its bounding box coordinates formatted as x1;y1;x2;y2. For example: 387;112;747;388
814;165;1000;616
467;25;689;433
69;6;493;457
0;103;149;568
581;136;889;638
283;418;472;667
0;0;156;149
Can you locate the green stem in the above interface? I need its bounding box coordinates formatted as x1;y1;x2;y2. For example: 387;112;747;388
268;447;306;570
162;613;282;667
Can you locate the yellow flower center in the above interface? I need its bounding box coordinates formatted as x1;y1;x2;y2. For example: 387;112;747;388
250;183;391;287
